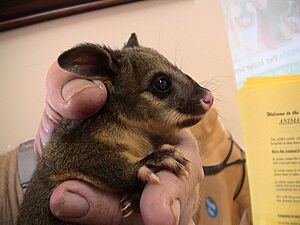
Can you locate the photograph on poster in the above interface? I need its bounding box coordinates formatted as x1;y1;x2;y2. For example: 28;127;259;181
222;0;300;87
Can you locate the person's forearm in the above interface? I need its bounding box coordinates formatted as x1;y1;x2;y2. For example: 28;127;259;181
0;148;24;225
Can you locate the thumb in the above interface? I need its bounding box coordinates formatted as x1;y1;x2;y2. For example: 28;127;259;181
46;61;107;120
35;61;107;157
50;180;122;225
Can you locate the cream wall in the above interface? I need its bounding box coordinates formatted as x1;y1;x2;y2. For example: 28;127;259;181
0;0;243;153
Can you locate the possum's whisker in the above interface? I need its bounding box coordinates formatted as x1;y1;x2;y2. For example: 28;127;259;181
201;75;234;90
179;58;183;70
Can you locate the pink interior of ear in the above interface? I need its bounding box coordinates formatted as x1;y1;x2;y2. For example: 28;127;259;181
72;52;102;66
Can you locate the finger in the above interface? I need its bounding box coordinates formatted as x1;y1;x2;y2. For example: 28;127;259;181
140;172;197;225
35;61;107;155
46;61;107;119
50;180;122;225
140;129;203;225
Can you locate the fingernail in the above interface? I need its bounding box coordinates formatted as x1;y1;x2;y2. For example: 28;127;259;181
62;78;103;102
53;191;89;218
171;199;180;225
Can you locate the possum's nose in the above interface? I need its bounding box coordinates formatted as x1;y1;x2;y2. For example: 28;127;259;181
200;90;214;111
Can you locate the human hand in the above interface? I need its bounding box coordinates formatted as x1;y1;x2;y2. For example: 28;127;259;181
34;61;107;157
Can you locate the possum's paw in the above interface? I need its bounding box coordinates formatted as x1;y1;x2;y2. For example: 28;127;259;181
120;146;190;218
120;193;141;218
138;145;191;183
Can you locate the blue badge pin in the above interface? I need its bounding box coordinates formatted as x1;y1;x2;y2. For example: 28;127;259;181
205;197;218;218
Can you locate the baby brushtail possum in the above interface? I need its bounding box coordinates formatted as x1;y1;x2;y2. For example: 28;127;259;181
17;33;213;225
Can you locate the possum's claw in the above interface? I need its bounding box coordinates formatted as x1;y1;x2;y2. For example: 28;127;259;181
159;144;191;177
120;193;140;218
138;145;191;180
121;200;131;212
138;165;161;183
120;196;133;218
122;209;134;218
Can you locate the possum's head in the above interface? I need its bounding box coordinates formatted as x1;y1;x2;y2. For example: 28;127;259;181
58;33;213;131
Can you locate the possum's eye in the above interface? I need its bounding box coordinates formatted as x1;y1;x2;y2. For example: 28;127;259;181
152;75;171;94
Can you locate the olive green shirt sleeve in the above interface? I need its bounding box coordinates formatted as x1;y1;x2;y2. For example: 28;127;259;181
0;148;24;225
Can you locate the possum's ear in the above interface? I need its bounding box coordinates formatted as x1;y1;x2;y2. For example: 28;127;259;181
58;44;116;80
124;33;140;48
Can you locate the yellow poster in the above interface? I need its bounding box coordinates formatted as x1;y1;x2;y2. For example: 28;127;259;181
237;75;300;225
